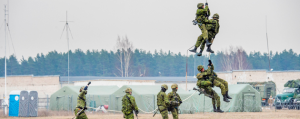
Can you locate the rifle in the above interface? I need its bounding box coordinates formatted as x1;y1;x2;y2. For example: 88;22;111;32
72;108;84;119
193;87;214;98
126;96;138;119
153;108;158;117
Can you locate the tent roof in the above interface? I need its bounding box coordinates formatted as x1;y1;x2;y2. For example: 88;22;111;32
114;85;191;95
213;84;256;94
62;85;119;95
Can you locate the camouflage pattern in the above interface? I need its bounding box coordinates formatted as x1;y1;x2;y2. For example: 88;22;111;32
203;86;221;107
162;84;168;90
197;3;204;8
197;65;204;72
74;108;88;119
125;88;132;93
157;87;170;119
167;84;182;119
75;89;87;119
122;92;138;118
213;13;219;19
207;64;227;95
196;72;220;108
284;79;300;88
195;4;209;43
195;18;220;50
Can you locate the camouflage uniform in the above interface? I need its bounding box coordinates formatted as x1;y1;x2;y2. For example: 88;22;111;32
157;84;170;119
74;86;88;119
167;84;182;119
207;64;227;95
196;70;221;108
122;88;138;119
195;3;210;41
197;15;220;52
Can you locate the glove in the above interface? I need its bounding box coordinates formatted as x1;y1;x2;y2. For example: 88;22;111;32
87;82;91;85
205;3;208;6
84;107;87;110
208;60;212;66
135;110;139;114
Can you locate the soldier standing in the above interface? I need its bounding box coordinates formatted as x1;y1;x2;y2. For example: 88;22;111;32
167;84;182;119
122;88;139;119
196;67;224;112
157;84;171;119
74;82;91;119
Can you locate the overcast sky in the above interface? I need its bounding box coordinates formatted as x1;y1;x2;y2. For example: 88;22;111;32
0;0;300;60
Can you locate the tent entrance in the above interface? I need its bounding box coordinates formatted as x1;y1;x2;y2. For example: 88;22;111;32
242;92;256;112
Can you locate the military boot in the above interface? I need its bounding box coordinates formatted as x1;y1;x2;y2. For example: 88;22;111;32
189;46;197;53
215;107;224;113
205;39;211;46
213;105;217;112
226;91;232;99
223;95;230;102
197;49;203;56
206;45;214;53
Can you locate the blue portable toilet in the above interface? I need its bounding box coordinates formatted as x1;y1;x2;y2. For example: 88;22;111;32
9;90;21;117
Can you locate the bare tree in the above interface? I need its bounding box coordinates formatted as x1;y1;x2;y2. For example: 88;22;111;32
114;36;133;77
221;46;250;71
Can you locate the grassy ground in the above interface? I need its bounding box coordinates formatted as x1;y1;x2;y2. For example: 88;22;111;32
0;109;299;119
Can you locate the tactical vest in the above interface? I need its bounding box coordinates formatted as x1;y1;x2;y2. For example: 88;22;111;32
157;91;166;107
76;91;86;109
122;94;134;115
206;20;219;33
196;9;207;24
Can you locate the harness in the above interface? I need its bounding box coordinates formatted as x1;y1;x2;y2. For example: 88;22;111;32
125;95;133;115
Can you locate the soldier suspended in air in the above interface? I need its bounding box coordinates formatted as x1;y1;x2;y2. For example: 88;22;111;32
196;65;224;112
122;88;139;119
167;84;182;119
198;60;231;103
74;82;91;119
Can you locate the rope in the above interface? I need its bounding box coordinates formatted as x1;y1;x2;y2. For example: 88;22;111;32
88;91;199;114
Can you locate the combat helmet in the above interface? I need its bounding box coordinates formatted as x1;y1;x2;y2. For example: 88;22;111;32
213;13;219;19
171;84;178;89
161;84;168;90
80;86;84;92
197;3;204;8
125;88;132;93
197;65;204;72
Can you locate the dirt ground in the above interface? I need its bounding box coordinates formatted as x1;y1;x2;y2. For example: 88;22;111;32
0;109;299;119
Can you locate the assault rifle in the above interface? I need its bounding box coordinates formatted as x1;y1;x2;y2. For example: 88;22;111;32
193;87;213;98
153;108;158;117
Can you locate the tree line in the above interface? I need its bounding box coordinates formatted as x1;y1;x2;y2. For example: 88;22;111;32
0;48;299;77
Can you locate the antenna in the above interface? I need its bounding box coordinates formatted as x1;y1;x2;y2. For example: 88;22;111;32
3;4;8;115
266;16;271;71
60;11;74;84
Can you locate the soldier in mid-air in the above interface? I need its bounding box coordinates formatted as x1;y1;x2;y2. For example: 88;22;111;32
167;84;182;119
157;84;170;119
122;88;139;119
190;13;220;56
74;82;91;119
190;2;215;56
196;66;224;112
197;60;231;102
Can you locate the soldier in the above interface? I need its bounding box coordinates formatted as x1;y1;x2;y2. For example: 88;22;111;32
190;2;213;56
74;82;91;119
167;84;182;119
196;69;224;112
207;60;232;101
197;61;230;102
157;84;171;119
122;88;139;119
192;13;220;56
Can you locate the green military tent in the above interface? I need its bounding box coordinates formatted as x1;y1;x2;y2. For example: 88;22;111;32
109;85;202;114
196;84;262;112
50;85;119;111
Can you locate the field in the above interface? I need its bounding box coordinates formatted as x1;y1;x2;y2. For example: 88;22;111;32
0;109;299;119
